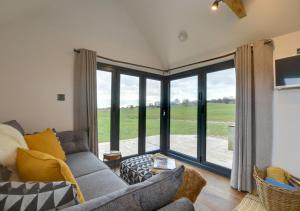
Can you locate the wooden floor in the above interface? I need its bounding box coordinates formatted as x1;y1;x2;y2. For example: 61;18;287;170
177;160;246;211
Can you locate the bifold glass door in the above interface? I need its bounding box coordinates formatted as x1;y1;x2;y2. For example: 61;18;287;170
167;61;236;175
97;61;235;175
97;65;162;160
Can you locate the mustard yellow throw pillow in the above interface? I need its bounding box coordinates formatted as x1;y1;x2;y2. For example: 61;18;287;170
24;128;66;161
16;148;85;203
267;166;288;184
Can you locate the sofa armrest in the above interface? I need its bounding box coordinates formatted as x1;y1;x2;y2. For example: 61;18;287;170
157;198;194;211
56;130;89;154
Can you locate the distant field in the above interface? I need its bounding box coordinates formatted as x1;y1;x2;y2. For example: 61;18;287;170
97;103;235;143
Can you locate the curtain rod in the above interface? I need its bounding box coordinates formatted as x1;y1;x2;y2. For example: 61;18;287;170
168;52;235;71
73;49;235;73
73;49;164;72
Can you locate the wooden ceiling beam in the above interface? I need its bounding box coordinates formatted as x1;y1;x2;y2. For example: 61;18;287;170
223;0;247;18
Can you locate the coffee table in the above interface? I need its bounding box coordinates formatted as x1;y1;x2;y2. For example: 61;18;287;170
103;151;122;171
120;154;176;185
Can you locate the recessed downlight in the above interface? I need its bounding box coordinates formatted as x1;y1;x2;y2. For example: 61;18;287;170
178;31;188;42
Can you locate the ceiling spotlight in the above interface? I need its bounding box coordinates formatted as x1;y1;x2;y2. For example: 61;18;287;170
211;0;222;11
178;30;188;42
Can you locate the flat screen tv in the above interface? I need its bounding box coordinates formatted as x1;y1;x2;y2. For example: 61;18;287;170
275;55;300;89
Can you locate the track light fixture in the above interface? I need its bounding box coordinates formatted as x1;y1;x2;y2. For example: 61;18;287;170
211;0;223;11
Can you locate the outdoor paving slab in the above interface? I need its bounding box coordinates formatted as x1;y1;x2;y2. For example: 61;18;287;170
99;135;233;169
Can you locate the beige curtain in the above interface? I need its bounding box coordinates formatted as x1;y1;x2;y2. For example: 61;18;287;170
231;40;273;192
230;44;253;192
253;41;274;170
74;49;98;156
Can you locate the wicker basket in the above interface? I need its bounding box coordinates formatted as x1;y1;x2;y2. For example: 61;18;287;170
253;166;300;211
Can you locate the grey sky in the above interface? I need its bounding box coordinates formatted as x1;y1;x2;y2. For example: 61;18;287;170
120;74;139;108
97;71;112;108
97;68;235;108
207;68;236;100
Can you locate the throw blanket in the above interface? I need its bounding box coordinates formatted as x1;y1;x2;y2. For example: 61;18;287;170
0;124;28;179
175;167;207;203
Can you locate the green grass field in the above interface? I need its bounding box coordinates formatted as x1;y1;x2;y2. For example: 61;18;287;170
97;103;235;143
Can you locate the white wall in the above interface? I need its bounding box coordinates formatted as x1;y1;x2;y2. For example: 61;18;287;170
272;30;300;176
0;0;162;133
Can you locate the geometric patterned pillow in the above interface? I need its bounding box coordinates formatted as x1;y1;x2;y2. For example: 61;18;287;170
0;181;79;211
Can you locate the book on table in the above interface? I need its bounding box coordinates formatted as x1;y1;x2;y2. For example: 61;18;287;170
153;157;176;170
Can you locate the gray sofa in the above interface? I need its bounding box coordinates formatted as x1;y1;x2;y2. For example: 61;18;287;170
3;120;194;211
57;130;194;211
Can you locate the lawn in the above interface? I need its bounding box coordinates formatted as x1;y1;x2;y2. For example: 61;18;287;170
97;103;235;142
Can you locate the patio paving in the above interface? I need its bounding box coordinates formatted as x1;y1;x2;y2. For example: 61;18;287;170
99;135;233;169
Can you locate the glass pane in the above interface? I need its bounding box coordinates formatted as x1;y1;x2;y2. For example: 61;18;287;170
120;74;139;157
206;68;236;169
146;79;161;152
97;70;112;160
170;76;198;158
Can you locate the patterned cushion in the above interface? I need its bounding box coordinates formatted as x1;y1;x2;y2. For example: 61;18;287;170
120;154;153;184
0;181;79;211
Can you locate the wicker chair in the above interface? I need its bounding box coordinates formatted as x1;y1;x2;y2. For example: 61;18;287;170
253;166;300;211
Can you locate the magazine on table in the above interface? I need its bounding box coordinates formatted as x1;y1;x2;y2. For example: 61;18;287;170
153;157;176;170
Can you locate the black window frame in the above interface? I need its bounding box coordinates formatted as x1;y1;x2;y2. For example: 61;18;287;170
97;60;235;177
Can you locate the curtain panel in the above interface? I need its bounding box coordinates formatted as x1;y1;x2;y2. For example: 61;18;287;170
231;40;273;192
74;49;98;156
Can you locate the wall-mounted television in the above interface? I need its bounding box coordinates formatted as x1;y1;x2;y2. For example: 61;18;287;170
275;55;300;89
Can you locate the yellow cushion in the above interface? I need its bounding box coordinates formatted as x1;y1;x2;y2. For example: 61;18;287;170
16;148;85;203
267;166;288;184
24;128;66;161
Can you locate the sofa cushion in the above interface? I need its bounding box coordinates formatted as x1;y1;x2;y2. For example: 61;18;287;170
0;124;28;179
16;148;85;203
24;128;66;161
0;181;79;210
66;152;108;178
76;169;128;200
56;130;89;154
3;120;25;135
67;166;184;211
0;165;11;182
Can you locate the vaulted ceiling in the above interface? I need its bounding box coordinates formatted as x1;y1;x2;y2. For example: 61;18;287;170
121;0;300;68
1;0;300;70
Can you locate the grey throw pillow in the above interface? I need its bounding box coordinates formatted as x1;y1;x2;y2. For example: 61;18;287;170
0;181;79;211
0;165;11;182
56;130;89;154
68;166;185;211
3;120;25;135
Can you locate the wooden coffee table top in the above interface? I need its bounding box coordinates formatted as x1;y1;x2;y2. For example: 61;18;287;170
103;151;122;161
